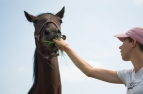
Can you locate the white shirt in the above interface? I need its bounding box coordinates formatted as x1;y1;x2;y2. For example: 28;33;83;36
117;67;143;94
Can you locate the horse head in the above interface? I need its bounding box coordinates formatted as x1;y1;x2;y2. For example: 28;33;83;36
24;7;66;55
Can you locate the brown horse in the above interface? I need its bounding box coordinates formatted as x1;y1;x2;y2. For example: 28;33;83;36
24;7;66;94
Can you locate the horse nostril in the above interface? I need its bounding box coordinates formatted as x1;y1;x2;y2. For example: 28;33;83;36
62;35;66;40
44;30;49;36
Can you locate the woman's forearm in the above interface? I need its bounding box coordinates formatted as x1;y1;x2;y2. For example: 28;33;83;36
64;46;93;76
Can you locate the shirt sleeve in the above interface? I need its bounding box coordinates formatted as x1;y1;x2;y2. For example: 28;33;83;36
117;69;133;86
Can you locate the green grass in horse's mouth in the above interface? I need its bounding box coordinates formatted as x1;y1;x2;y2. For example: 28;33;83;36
44;40;55;47
43;38;67;68
43;38;60;47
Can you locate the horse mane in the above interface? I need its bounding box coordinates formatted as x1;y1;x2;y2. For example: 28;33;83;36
28;48;38;94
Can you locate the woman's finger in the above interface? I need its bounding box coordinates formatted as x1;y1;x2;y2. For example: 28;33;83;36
53;39;57;42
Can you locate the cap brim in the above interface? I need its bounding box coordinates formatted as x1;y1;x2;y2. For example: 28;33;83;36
114;33;129;42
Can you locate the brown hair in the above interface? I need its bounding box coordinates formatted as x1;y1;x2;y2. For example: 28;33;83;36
128;37;143;52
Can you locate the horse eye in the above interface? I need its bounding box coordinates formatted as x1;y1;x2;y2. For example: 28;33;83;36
58;30;61;33
33;20;38;24
59;19;62;23
44;30;50;35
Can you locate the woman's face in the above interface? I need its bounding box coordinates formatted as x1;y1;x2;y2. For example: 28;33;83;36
119;38;133;61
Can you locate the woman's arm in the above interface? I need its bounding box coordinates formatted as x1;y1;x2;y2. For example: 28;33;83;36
53;39;123;84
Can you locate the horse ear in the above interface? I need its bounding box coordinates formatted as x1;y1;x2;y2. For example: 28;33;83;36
55;6;65;19
24;11;35;22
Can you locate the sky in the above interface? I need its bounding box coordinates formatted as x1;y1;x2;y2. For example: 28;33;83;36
0;0;143;94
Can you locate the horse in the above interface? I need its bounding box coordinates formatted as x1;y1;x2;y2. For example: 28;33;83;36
24;7;66;94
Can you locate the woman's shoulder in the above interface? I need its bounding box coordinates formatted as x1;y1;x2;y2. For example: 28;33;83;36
118;68;134;74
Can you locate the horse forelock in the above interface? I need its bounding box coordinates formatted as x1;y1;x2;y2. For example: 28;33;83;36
37;13;54;17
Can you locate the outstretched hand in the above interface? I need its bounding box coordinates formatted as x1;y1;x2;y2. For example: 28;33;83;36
53;38;68;50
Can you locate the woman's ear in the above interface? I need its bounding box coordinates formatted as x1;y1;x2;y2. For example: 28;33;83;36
132;40;137;48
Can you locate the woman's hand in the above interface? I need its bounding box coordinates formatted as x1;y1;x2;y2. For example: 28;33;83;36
53;38;68;50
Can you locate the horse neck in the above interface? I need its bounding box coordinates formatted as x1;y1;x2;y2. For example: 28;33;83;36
30;49;61;94
37;51;61;80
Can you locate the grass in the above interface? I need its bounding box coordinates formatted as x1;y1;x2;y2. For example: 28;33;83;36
44;38;67;68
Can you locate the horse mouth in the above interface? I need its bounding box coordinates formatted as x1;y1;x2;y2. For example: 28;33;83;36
42;35;66;51
43;40;58;51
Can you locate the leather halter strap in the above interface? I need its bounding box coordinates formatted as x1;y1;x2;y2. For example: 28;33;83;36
34;21;60;41
34;21;60;60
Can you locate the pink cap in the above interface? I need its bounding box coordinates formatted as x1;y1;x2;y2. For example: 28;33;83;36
114;27;143;45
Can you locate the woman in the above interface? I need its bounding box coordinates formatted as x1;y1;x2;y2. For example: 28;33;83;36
53;27;143;94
